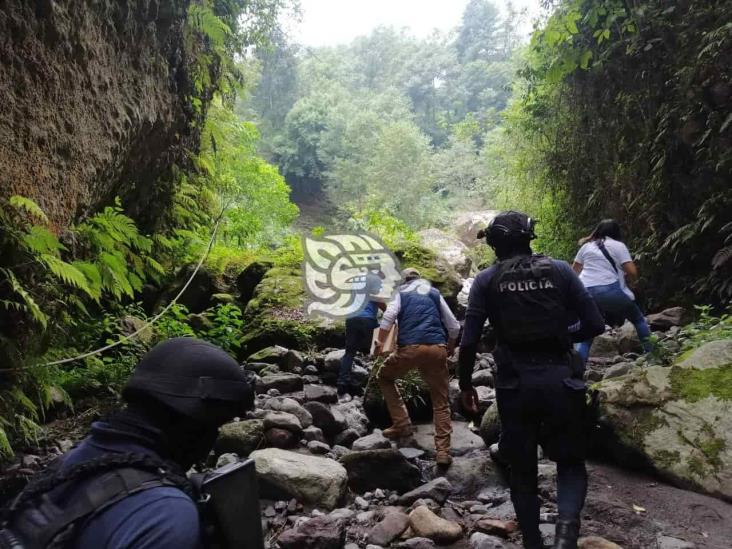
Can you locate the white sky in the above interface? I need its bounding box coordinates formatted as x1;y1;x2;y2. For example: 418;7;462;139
287;0;543;48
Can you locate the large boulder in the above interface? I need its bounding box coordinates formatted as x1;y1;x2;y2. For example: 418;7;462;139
303;401;348;437
453;211;498;247
479;405;501;446
340;449;422;493
255;373;303;394
647;307;690;331
215;420;264;457
418;229;471;277
413;421;485;456
263;397;313;429
247;345;288;365
596;339;732;499
250;448;348;510
240;267;344;356
392;242;463;309
236;260;273;307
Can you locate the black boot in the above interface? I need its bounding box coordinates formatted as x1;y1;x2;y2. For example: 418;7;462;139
553;519;580;549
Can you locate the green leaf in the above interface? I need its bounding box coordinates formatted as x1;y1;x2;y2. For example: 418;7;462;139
41;255;93;296
1;268;48;329
580;50;593;70
22;226;65;255
9;195;48;223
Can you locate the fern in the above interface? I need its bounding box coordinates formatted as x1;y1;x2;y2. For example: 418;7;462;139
1;269;48;329
22;226;65;255
40;255;92;296
188;4;232;51
0;426;12;459
9;195;48;223
73;261;102;300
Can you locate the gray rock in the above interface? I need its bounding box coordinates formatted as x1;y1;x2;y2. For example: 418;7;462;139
264;397;313;429
303;425;326;443
283;349;305;371
413;421;484;456
602;362;634;380
308;440;331;455
265;427;298;449
472;370;494;387
340;449;422;493
333;428;359;448
329;508;355;521
355;496;370;510
333;400;371;436
305;365;319;375
647;307;689;331
476;488;509;506
263;411;302;433
470;532;509;548
589;333;618;359
539;523;555;546
250;448;348;510
352;430;392;451
304;384;338;404
399;477;453;505
324;349;346;372
656;535;696;549
617;321;643;355
303;401;348;437
444;456;505;496
215;420;264;457
277;516;346;549
245;362;271;374
399;448;425;460
248;345;288;365
408;505;462;544
352;364;370;386
330;445;351;459
256;374;303;394
367;510;410;545
215;453;239;468
398;538;436;549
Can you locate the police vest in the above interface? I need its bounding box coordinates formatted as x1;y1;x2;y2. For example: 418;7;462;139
488;254;570;351
0;453;190;549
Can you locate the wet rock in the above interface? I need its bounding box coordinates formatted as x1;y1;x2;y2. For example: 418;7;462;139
256;374;303;394
398;477;453;505
398;538;436;549
470;532;510;548
248;345;288;364
602;362;634;380
334;400;371;436
264;397;313;429
368;510;410;546
250;448;347;510
408;505;462;544
413;421;484;456
263;411;302;433
577;537;623;549
475;518;518;538
352;430;391;451
304;384;338;404
333;428;359;448
265;427;298;449
656;535;696;549
479;405;501;446
303;425;326;443
277;515;346;549
304;401;348;437
399;448;425;460
324;349;346;372
340;449;422;493
308;440;331;455
647;307;689;331
215;420;264;457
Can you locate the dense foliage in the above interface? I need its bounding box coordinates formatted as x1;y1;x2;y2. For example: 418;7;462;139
493;0;731;307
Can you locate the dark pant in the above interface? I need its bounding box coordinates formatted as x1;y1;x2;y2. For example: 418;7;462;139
496;359;588;548
338;317;377;394
577;281;652;361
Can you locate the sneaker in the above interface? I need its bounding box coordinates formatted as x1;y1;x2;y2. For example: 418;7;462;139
338;393;353;403
383;425;414;439
435;453;453;468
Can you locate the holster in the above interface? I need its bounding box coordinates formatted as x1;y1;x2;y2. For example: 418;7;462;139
492;346;520;389
568;348;585;380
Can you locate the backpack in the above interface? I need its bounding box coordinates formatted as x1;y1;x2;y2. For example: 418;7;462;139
488;254;570;351
0;453;191;549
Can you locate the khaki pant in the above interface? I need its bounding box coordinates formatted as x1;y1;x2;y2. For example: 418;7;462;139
377;344;452;455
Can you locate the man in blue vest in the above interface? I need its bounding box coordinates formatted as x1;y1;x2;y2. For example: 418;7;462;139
458;211;605;549
374;268;460;467
1;338;254;549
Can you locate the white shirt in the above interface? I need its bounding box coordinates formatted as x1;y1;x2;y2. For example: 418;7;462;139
574;237;635;299
380;279;461;339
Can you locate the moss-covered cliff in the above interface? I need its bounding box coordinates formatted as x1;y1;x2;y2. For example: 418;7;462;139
0;0;201;231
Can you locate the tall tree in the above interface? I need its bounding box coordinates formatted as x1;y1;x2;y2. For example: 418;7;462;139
456;0;502;63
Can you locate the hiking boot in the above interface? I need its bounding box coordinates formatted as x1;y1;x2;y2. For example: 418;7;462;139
435;453;452;468
553;519;580;549
383;425;414;439
338;393;353;404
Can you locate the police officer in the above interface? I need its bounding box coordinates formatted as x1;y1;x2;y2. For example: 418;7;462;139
1;337;254;549
458;212;605;549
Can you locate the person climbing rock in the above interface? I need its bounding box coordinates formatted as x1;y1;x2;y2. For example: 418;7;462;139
0;338;254;549
374;267;460;468
572;219;653;361
458;211;605;549
338;271;386;403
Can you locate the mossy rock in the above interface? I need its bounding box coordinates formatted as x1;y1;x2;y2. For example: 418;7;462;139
595;339;732;500
392;242;463;307
240;267;343;357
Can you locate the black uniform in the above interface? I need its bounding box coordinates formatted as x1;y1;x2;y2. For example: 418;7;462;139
459;253;605;548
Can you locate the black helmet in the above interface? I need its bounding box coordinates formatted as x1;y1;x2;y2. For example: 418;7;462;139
123;337;254;427
479;210;537;247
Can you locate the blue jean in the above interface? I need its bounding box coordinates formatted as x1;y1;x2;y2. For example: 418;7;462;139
338;317;377;394
576;282;652;362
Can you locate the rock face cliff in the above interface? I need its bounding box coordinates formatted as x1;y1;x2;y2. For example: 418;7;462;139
0;0;198;230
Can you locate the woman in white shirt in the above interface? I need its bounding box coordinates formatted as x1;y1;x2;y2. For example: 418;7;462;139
572;219;652;362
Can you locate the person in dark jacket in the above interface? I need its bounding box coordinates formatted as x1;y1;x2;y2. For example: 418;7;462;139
1;338;254;549
458;212;605;549
374;268;460;467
